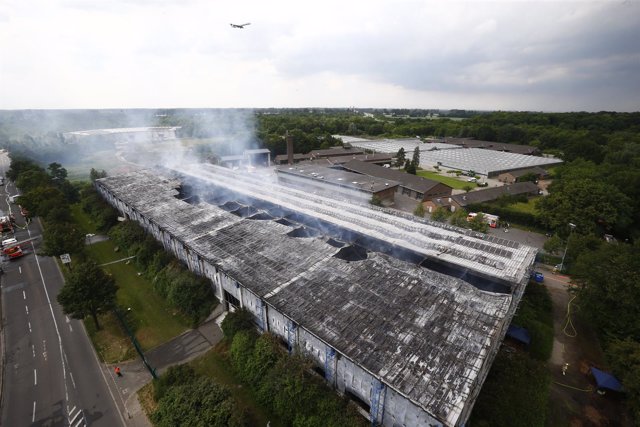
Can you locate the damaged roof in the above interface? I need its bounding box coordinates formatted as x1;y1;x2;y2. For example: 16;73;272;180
97;167;536;426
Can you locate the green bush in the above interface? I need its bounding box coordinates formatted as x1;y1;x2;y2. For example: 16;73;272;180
221;308;256;340
153;364;198;401
470;349;550;426
513;283;554;361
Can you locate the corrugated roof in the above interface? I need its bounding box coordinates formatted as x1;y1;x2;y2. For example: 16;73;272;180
452;182;539;206
342;160;447;194
97;168;533;425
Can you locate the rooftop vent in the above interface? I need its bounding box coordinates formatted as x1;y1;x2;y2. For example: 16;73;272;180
333;245;368;262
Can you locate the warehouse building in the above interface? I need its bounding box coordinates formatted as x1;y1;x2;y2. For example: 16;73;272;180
275;164;399;204
96;166;537;427
63;126;180;143
342;160;452;202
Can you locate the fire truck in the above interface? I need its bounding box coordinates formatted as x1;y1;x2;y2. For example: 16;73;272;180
3;244;24;259
467;212;500;228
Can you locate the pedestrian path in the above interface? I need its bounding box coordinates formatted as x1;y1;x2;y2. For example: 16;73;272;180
102;314;225;426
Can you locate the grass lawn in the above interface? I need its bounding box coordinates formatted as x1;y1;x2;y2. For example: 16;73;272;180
69;204;98;234
87;240;191;352
508;199;539;215
190;343;285;427
84;312;137;363
416;170;472;190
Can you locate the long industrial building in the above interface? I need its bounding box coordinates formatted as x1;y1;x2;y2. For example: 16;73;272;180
95;165;537;426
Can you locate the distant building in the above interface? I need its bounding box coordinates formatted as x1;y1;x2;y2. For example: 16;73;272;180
63;127;180;143
274;153;312;165
309;147;365;159
429;137;541;156
497;167;549;184
220;149;272;168
341;160;452;202
276;164;398;204
450;182;540;211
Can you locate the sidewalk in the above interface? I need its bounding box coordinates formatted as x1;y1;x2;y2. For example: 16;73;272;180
103;313;225;426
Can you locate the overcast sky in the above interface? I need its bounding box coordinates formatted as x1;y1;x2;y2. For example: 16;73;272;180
1;0;638;111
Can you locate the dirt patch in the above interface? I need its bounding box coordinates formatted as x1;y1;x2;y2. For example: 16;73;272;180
543;271;633;426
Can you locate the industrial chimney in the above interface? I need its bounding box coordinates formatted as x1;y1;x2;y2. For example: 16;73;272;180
286;131;294;165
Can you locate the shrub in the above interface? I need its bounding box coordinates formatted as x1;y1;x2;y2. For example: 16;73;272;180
153;364;198;401
220;308;256;340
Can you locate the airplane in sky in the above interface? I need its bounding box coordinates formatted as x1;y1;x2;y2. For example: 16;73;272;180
230;23;251;29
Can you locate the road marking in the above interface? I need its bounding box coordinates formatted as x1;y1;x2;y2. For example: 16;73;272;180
23;290;26;299
42;339;47;361
28;224;70;404
25;305;29;315
32;401;36;422
19;266;22;274
32;344;35;358
69;324;73;332
28;321;32;332
70;372;76;389
66;316;73;332
34;368;37;385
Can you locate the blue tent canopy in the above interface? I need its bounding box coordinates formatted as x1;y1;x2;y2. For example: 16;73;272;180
506;325;531;346
591;367;623;392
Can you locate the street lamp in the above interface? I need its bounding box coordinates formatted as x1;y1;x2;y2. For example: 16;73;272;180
559;222;576;273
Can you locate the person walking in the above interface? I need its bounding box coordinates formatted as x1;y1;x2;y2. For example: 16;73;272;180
114;366;122;377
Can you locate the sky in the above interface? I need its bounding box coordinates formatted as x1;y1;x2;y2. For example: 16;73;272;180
0;0;639;112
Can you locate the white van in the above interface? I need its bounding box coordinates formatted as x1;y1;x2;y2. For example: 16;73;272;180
2;238;17;248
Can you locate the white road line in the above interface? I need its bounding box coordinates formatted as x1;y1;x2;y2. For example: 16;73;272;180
28;321;32;333
68;324;73;332
19;266;22;274
32;344;35;358
70;372;76;389
34;368;37;385
25;305;29;315
23;290;26;299
32;401;36;422
28;224;70;402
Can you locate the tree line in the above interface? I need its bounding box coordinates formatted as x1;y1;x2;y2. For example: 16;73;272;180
6;158;216;329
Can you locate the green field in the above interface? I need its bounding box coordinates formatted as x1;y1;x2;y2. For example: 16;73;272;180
87;240;190;352
416;170;472;190
69;204;191;360
509;199;539;214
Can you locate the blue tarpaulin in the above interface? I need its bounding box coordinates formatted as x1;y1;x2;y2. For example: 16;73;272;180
506;325;531;346
591;367;623;392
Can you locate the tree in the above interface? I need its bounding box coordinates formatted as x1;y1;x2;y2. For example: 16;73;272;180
57;261;118;330
469;213;489;232
413;203;425;218
542;234;563;254
48;162;68;181
394;147;406;167
152;377;246;427
606;339;640;421
450;209;469;228
89;168;108;182
411;146;420;169
431;207;449;222
369;195;382;206
537;178;633;234
42;223;84;256
573;242;640;340
404;159;416;175
462;185;473;193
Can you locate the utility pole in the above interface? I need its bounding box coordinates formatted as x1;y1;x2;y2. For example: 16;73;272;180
559;222;576;273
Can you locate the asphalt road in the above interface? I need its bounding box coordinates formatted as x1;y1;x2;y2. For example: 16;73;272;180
0;154;125;427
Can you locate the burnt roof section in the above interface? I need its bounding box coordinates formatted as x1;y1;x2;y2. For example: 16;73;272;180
176;165;536;284
452;182;539;206
342;160;448;194
268;253;511;425
276;164;400;194
96;169;519;425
